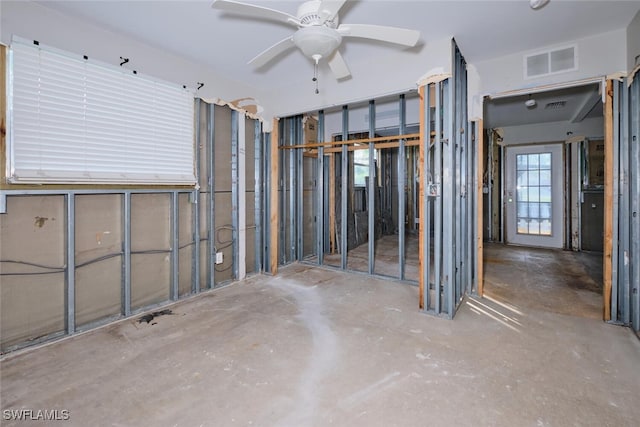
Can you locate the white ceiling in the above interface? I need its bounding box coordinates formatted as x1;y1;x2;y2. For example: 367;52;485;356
30;0;639;92
484;82;603;128
3;0;638;126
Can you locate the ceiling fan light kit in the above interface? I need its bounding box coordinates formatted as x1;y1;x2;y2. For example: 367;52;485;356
211;0;421;81
293;26;342;63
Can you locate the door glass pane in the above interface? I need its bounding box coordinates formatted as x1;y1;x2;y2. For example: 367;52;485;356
516;152;553;236
517;171;528;187
539;153;551;168
540;170;551;186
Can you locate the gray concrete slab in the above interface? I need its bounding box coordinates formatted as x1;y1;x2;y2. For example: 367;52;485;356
1;260;639;427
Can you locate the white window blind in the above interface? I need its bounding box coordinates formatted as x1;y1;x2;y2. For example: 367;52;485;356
8;39;196;184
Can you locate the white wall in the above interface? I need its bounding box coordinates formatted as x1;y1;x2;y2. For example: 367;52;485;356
628;11;640;72
499;117;603;146
469;29;628;119
0;1;265;113
268;37;452;120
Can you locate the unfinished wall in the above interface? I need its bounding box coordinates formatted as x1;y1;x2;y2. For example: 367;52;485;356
245;117;257;275
130;193;171;310
214;105;234;284
178;193;193;296
0;196;65;349
302;155;316;258
0;101;263;352
75;194;122;326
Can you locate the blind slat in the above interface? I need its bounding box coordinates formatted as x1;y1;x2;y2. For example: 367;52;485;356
10;42;196;185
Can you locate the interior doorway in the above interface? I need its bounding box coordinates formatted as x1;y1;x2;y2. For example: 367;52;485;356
482;80;605;318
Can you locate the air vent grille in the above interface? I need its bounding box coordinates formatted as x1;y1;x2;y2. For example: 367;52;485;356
525;46;577;78
544;101;567;110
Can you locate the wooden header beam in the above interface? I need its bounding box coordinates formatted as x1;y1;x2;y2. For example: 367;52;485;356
279;132;421;150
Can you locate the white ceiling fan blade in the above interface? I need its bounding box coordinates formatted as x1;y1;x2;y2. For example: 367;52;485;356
328;50;351;80
337;24;420;47
248;36;296;68
211;0;300;27
317;0;347;23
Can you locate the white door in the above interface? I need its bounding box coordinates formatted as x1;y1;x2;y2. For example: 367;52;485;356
506;144;563;248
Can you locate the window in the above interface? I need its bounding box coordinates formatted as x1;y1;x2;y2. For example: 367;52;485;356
516;153;552;235
354;148;376;187
9;39;195;185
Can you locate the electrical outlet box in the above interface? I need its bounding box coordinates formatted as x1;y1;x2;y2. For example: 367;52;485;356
215;252;223;265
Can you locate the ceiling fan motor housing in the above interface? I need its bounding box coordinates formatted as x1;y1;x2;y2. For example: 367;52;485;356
297;0;339;27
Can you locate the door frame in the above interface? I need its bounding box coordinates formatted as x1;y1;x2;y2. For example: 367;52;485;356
480;77;611;320
504;143;564;249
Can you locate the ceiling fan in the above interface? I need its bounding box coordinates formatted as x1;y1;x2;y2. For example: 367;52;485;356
211;0;421;80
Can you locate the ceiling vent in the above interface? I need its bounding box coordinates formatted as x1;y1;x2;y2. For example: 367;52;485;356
544;101;567;110
525;46;577;79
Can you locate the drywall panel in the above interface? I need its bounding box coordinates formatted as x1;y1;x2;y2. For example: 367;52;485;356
628;11;640;72
473;29;626;103
0;195;65;350
130;193;170;309
178;193;193;296
0;1;264;107
500;117;603;145
214;192;234;284
75;194;122;326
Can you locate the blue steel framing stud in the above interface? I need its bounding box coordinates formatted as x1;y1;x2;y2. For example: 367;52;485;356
317;110;325;266
398;95;406;280
170;191;179;301
65;193;76;334
192;99;202;294
630;75;640;332
255;120;263;273
341;106;348;270
207;103;216;289
368;101;376;275
231;110;239;279
122;192;132;317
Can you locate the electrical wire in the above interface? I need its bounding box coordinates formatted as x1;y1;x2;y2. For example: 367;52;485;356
1;227;248;276
0;259;65;276
214;224;234;272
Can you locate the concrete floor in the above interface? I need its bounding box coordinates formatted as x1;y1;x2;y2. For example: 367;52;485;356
323;234;419;281
1;245;639;426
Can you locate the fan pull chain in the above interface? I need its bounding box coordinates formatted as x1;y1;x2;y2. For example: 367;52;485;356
312;61;319;94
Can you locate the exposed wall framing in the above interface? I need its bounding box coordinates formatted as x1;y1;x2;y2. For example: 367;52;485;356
418;41;474;317
0;100;265;352
274;40;474;317
609;76;640;332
